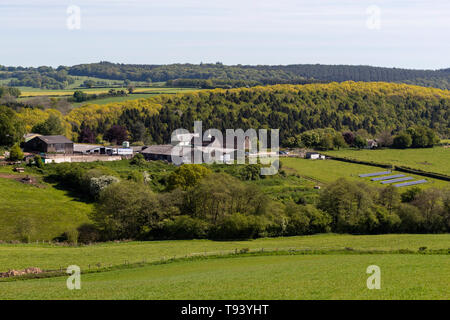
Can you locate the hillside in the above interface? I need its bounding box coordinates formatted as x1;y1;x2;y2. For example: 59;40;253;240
68;62;450;89
2;62;450;90
0;170;93;241
17;81;449;144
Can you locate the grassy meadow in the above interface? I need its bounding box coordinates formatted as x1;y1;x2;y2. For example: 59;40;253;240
281;157;448;188
19;87;198;97
0;252;448;300
0;233;448;272
0;169;93;242
324;147;450;176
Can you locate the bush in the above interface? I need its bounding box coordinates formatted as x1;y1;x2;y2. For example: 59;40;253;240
9;144;23;161
209;213;264;240
126;171;144;183
167;164;211;191
284;202;310;235
89;175;120;198
401;187;422;203
130;153;145;166
396;203;424;233
238;164;261;181
158;216;210;239
393;132;412;149
91;181;161;240
77;223;101;243
354;135;367;149
34;155;44;168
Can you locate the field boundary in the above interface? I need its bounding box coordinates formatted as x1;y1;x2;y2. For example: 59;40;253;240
1;247;448;283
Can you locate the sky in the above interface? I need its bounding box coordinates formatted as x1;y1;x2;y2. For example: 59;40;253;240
0;0;449;69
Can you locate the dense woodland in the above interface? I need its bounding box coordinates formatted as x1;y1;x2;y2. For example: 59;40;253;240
1;62;450;89
1;82;449;149
62;82;450;143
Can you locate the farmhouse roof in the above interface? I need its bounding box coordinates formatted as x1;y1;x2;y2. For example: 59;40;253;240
36;135;73;144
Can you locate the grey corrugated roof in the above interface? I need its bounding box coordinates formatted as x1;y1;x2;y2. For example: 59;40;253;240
73;144;103;152
37;135;73;144
141;145;175;156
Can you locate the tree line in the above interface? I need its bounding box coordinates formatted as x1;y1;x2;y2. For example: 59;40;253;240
2;62;450;89
68;62;450;89
32;160;450;243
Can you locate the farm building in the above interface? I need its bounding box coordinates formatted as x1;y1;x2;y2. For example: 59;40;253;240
25;135;74;154
305;152;325;159
141;145;179;162
141;144;236;164
73;144;133;156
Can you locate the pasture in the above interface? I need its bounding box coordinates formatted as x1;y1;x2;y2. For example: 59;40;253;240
0;170;93;242
0;234;448;272
281;158;448;188
0;253;448;299
324;147;450;176
19;87;198;97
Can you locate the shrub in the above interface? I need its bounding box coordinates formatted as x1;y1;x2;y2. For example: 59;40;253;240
89;175;120;198
354;135;367;149
396;203;424;233
77;223;101;243
130;153;145;166
393;132;412;149
34;155;44;168
158;216;210;239
209;213;264;240
9;144;23;161
91;181;161;240
284;202;310;235
401;187;422;203
167;164;211;191
238;164;261;181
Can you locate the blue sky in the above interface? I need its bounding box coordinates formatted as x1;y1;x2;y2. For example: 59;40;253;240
1;0;449;69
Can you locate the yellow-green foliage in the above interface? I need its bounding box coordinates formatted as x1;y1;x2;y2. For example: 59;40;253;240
16;82;450;140
17;108;72;138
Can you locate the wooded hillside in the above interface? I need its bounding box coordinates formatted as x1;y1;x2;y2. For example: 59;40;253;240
21;81;449;144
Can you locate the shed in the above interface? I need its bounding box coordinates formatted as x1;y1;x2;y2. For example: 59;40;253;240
25;135;74;154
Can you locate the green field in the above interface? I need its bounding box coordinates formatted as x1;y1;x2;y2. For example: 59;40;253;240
1;234;448;272
281;158;448;188
18;86;198;97
324;147;450;176
0;252;448;299
0;172;93;242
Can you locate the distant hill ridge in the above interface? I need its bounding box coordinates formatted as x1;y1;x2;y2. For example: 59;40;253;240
1;62;450;90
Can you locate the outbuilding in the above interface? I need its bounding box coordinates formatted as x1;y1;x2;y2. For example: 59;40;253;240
25;135;74;154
